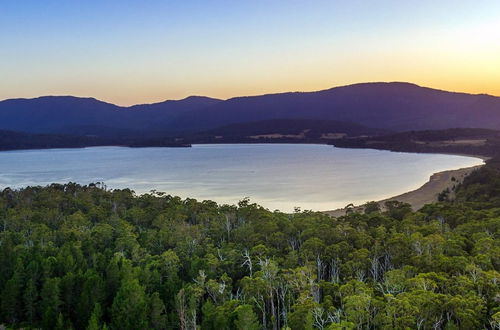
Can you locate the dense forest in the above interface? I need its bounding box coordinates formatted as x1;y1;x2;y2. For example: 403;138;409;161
0;130;108;151
0;161;499;329
0;118;384;151
0;130;189;151
331;128;500;159
178;119;387;145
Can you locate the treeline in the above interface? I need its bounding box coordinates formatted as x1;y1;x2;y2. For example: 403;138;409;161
131;119;388;146
0;130;189;151
0;130;107;151
0;117;388;152
331;128;500;158
0;164;499;329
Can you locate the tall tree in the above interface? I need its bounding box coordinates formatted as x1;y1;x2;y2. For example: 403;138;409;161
234;304;260;330
40;277;62;330
111;279;148;330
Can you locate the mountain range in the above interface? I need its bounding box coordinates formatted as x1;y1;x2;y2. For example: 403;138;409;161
1;82;500;139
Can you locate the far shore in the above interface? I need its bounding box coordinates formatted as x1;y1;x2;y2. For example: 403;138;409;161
324;160;486;217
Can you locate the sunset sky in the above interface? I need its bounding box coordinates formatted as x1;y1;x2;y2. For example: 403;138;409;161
1;0;499;106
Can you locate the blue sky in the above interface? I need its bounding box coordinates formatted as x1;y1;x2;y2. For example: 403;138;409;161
1;0;499;105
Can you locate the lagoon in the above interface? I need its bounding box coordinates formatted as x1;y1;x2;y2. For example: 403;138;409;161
0;144;483;212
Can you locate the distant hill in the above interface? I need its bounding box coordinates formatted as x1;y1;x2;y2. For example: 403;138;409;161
129;95;221;112
0;95;221;136
127;96;222;133
1;82;500;137
171;82;500;132
0;96;123;135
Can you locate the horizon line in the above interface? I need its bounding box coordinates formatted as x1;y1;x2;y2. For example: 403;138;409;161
1;81;498;107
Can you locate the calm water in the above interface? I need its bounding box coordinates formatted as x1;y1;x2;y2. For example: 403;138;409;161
0;144;483;212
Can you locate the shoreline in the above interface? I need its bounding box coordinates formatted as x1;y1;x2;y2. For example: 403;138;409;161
1;143;489;216
324;161;485;217
0;143;192;153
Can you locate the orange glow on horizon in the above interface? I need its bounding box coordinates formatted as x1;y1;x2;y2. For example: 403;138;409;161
2;1;500;106
2;78;500;107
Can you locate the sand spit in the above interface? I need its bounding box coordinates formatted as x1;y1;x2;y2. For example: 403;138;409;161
324;164;484;217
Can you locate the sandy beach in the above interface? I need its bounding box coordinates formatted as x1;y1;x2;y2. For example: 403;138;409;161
324;161;485;217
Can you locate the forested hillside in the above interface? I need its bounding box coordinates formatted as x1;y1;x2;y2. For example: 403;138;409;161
332;128;500;159
0;130;109;151
184;119;387;143
2;83;500;137
0;130;190;151
0;163;499;329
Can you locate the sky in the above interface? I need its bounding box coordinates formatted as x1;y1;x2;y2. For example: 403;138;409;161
1;0;500;106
